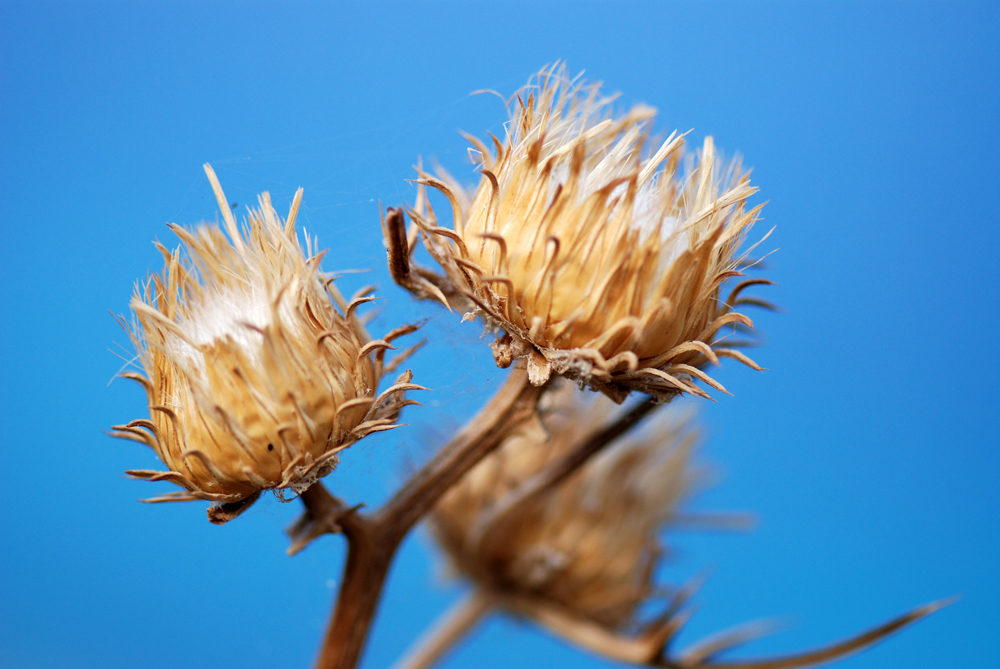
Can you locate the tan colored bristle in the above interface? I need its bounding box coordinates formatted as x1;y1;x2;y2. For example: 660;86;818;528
408;65;769;401
112;165;423;514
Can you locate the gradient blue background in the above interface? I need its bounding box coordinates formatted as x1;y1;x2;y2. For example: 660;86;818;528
1;2;997;668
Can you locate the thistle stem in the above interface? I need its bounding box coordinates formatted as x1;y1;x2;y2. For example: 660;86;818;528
376;365;545;534
389;589;494;669
312;366;544;669
468;394;660;550
314;518;397;669
287;484;350;556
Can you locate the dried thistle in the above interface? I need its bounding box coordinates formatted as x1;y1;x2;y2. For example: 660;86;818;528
397;65;770;401
112;165;423;522
419;383;945;669
433;381;702;630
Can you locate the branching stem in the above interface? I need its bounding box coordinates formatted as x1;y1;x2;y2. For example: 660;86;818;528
307;366;545;669
389;589;494;669
468;394;660;551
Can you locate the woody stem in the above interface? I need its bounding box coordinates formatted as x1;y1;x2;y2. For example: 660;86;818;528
388;588;494;669
467;394;660;549
311;366;544;669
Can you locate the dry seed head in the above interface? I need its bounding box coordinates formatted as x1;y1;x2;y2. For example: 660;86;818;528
113;165;422;513
432;382;703;628
409;65;768;401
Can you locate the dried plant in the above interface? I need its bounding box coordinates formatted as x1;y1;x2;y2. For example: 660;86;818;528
391;65;769;402
393;385;943;669
432;382;703;630
112;165;423;523
110;67;946;669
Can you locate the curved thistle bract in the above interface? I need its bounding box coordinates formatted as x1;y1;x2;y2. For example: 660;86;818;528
407;66;770;402
112;165;422;521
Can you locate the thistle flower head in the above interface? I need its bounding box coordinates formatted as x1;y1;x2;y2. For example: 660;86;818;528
113;166;421;519
432;382;702;628
408;66;768;401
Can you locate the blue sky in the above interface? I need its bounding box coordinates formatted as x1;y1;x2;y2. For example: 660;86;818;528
1;2;998;668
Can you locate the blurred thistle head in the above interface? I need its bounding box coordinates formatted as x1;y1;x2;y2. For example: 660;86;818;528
432;382;705;629
403;65;770;402
112;165;423;522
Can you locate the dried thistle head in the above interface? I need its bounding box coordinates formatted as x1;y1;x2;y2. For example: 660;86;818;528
112;165;422;521
432;382;703;629
404;65;769;401
430;381;945;667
